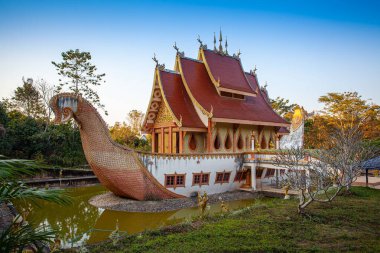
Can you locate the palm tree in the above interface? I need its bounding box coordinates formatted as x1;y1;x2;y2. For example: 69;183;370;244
0;156;70;252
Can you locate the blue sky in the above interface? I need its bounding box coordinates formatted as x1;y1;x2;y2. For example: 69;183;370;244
1;0;379;124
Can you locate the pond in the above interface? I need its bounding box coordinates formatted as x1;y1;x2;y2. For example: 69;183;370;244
15;185;258;248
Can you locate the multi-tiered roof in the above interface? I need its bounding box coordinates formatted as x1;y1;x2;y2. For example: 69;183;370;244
142;34;290;132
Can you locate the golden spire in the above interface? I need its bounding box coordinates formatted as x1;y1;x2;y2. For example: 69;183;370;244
213;32;216;51
219;28;223;52
225;36;228;55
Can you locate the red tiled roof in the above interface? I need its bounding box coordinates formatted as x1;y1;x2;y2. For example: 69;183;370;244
202;49;256;95
179;56;289;127
159;70;205;129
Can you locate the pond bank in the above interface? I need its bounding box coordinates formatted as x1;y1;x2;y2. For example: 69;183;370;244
89;190;261;212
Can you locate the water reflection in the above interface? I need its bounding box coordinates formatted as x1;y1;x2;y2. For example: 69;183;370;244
15;185;256;248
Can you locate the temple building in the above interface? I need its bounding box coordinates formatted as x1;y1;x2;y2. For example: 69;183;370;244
142;33;290;154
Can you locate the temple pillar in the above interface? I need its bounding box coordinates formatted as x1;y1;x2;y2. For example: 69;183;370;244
251;164;257;191
168;126;172;154
276;135;280;149
152;130;155;153
207;119;212;153
161;128;164;153
179;130;183;154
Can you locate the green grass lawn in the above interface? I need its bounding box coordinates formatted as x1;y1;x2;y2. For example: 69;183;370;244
88;187;380;253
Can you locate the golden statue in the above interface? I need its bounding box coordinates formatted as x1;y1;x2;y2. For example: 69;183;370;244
197;191;209;214
283;185;290;200
291;106;304;132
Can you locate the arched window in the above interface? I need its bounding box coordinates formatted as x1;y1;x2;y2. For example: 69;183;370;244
237;134;244;150
214;133;221;150
189;133;197;151
224;132;232;150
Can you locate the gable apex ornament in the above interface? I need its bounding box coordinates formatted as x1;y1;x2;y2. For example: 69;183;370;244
250;65;257;75
233;49;241;59
173;42;185;57
152;53;165;70
197;35;203;47
173;42;179;53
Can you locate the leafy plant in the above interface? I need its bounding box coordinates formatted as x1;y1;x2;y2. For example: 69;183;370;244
0;157;71;252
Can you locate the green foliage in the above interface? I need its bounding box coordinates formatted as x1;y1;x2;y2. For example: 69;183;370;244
0;107;86;167
52;49;107;114
0;158;71;252
127;110;144;135
10;78;45;118
110;120;151;152
270;96;296;121
0;215;56;253
0;158;70;205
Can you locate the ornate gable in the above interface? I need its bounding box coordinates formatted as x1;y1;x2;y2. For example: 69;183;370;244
155;102;174;125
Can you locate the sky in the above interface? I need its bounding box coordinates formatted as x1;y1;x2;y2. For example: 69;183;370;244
0;0;379;124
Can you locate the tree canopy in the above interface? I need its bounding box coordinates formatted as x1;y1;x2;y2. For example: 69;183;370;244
52;49;107;114
10;78;45;118
270;96;297;121
304;92;380;149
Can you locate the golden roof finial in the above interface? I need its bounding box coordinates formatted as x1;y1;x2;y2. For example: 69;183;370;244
213;32;216;51
219;28;223;53
197;35;203;48
152;53;158;66
225;36;228;55
173;42;179;53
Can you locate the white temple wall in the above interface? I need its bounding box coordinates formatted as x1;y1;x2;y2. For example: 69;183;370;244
145;155;244;196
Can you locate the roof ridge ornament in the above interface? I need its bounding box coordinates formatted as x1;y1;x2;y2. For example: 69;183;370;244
249;65;257;75
173;42;179;53
218;28;223;53
197;35;208;50
233;49;241;59
225;36;228;55
152;53;158;66
152;53;165;70
173;42;185;57
197;35;203;47
213;32;217;51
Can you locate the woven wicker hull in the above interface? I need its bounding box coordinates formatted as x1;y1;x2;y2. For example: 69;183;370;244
88;158;184;200
50;93;185;201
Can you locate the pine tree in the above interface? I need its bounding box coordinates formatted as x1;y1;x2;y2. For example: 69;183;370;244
52;49;107;114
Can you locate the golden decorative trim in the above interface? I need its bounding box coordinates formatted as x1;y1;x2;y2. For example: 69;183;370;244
212;117;290;127
180;127;207;132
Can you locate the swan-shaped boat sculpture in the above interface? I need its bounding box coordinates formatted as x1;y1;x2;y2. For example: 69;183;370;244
50;93;184;200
